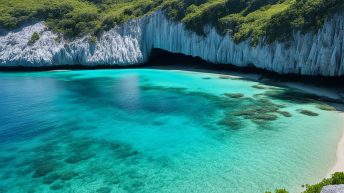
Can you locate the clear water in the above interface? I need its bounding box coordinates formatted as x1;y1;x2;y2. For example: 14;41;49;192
0;69;342;193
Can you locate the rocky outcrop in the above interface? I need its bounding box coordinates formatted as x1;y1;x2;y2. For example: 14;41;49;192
321;185;344;193
0;11;343;76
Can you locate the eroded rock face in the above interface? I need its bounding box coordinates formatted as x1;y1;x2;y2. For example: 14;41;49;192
0;11;344;76
321;185;344;193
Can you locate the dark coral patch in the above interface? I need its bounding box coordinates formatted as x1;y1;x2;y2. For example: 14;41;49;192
218;116;243;130
277;111;292;117
33;163;57;178
298;109;319;116
252;85;267;89
60;171;78;181
97;187;112;193
50;182;63;190
219;75;231;79
317;104;336;111
232;98;286;124
42;173;60;184
65;152;94;164
224;93;244;98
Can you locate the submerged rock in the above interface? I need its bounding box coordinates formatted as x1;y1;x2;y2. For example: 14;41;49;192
60;171;78;181
277;111;292;117
42;173;60;184
232;98;288;124
33;163;56;178
65;152;94;164
298;109;319;116
317;104;337;111
96;187;112;193
218;115;243;130
224;93;245;98
49;182;63;190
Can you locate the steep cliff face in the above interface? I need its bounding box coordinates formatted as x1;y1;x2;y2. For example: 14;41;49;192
0;11;343;76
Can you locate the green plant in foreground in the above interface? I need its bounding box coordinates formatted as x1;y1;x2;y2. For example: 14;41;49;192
266;172;344;193
303;172;344;193
265;188;289;193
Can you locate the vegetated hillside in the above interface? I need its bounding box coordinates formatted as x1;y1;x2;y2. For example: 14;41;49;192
0;0;343;45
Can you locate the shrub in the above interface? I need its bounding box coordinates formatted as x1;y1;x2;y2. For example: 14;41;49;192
28;32;40;45
267;172;344;193
303;172;344;193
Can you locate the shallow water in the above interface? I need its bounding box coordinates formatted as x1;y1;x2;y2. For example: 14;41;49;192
0;69;342;193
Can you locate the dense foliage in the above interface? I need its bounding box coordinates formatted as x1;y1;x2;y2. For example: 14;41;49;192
265;172;344;193
0;0;343;44
302;172;344;193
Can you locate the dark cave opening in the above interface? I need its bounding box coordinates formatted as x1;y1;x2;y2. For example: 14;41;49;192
147;48;344;86
0;48;344;86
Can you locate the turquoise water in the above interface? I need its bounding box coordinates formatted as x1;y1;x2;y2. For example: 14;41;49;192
0;69;342;193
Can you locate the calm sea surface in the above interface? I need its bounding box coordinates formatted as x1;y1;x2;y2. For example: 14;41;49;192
0;69;342;193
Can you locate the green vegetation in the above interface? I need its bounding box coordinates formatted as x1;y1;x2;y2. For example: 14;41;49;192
28;31;40;45
266;189;289;193
303;172;344;193
266;172;344;193
1;0;343;43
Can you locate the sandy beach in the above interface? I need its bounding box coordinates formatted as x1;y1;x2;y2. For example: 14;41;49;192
330;121;344;174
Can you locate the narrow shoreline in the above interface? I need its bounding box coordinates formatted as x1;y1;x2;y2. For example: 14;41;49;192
329;111;344;175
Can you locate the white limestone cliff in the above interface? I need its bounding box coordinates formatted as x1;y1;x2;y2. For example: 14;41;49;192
0;11;343;76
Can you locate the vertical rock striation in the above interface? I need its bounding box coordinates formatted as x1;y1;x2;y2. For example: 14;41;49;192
0;11;343;76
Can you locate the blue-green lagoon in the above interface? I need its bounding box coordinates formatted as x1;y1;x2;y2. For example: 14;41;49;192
0;69;342;193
